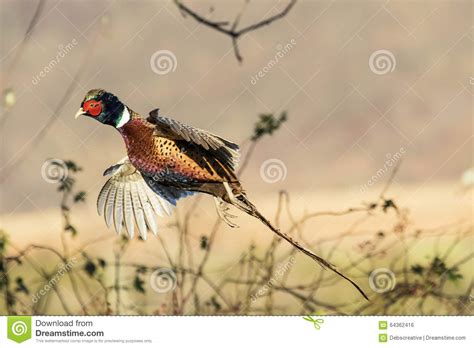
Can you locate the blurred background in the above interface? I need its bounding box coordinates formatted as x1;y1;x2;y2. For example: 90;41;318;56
0;0;472;315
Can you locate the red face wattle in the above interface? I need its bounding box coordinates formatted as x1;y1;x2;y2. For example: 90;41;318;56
83;99;102;117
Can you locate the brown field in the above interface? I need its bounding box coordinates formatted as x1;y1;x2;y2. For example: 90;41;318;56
1;180;472;315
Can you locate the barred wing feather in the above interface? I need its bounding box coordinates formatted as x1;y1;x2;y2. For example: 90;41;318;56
97;158;173;239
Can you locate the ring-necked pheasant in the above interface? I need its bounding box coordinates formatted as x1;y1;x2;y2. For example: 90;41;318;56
75;89;368;300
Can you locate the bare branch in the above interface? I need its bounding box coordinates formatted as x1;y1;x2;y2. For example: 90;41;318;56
174;0;297;63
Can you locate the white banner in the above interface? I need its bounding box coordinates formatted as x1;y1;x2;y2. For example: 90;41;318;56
0;316;472;347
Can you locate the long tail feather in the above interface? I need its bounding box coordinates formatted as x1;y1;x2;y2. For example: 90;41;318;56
233;195;369;301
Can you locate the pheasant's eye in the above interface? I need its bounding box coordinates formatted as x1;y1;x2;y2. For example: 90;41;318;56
84;99;102;117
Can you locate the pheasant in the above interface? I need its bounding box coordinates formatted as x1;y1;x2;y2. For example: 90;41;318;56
75;89;368;300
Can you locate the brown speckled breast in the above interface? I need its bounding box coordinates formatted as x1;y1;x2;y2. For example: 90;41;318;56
119;117;223;183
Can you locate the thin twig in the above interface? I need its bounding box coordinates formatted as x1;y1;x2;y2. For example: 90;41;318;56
174;0;297;63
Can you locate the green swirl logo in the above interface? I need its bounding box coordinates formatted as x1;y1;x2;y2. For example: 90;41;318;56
7;316;32;343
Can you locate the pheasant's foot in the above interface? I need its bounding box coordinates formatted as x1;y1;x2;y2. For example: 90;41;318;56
214;196;239;228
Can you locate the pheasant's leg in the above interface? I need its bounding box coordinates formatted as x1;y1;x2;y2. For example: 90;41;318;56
222;182;252;213
213;197;239;228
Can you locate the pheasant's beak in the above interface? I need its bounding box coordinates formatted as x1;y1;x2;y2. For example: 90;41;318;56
74;108;86;119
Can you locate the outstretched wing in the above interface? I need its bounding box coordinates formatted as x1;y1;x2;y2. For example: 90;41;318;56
147;109;240;170
97;158;173;239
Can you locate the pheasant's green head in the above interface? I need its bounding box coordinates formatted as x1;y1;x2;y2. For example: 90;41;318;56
75;89;129;128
